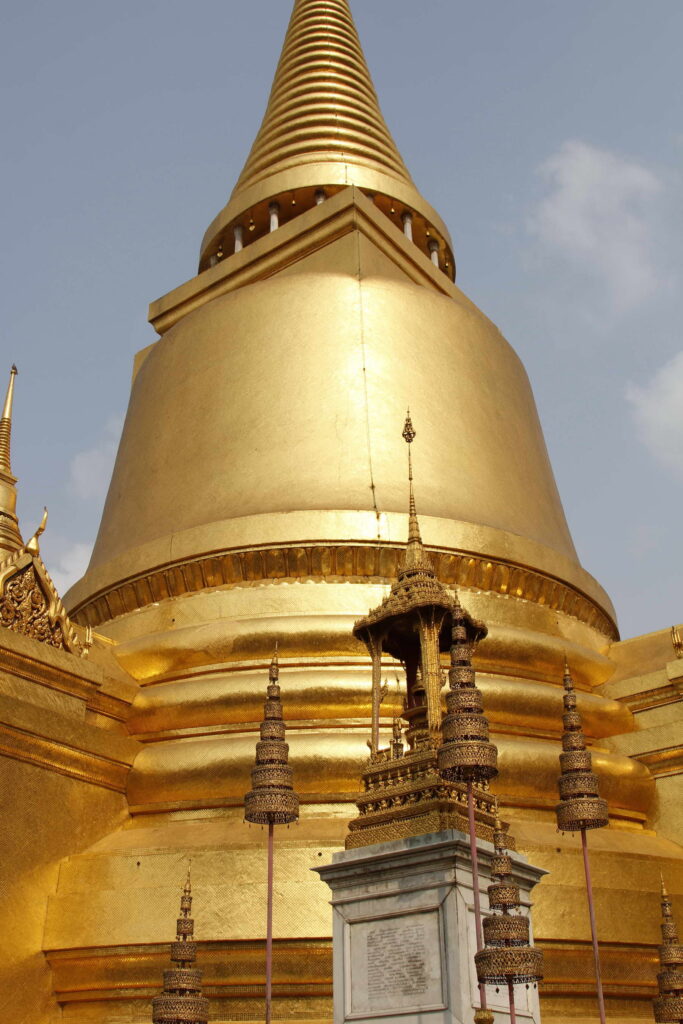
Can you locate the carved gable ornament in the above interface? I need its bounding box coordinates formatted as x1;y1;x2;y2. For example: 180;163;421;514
0;548;83;655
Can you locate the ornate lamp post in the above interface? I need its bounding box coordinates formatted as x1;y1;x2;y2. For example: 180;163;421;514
556;662;609;1024
653;876;683;1023
475;813;544;1023
438;604;498;1024
245;649;299;1024
152;868;209;1024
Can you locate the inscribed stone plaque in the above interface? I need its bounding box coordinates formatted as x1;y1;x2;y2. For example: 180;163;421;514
347;909;444;1018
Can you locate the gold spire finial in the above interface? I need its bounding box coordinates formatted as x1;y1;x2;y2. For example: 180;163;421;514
0;365;23;555
184;861;192;895
200;0;453;269
398;411;434;577
0;364;18;474
403;409;421;543
26;507;48;556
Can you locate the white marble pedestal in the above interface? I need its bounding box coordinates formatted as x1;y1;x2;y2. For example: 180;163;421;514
315;830;544;1024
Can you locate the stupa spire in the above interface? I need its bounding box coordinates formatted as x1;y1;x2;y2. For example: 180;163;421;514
0;365;23;555
236;0;412;193
199;0;453;270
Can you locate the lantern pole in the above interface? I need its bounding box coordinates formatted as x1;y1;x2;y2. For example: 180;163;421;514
245;647;299;1024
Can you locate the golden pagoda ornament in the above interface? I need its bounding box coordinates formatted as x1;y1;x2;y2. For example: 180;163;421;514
244;648;299;1024
556;661;608;1024
654;877;683;1023
152;868;209;1024
0;365;23;555
475;813;543;1023
0;365;84;653
438;604;498;1023
347;413;496;849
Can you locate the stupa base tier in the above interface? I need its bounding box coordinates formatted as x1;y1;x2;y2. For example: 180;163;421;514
345;801;473;850
346;748;499;850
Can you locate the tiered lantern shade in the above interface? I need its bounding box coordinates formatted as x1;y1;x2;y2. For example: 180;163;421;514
654;878;683;1023
475;819;544;988
244;652;299;826
556;664;608;832
152;872;209;1024
438;607;498;783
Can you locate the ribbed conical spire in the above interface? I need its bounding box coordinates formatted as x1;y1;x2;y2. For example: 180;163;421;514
236;0;412;197
0;365;23;556
556;662;609;832
152;867;209;1024
475;814;544;989
199;1;453;268
654;876;683;1022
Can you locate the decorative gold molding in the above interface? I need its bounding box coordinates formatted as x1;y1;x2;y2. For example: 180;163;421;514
0;720;131;792
0;620;131;723
47;940;333;1001
70;542;618;639
635;747;683;778
539;940;657;1001
0;639;100;702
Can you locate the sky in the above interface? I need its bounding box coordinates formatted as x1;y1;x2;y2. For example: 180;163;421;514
1;0;681;640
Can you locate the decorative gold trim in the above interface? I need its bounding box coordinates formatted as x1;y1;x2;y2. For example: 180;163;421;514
47;940;333;1001
0;632;130;722
0;721;131;792
70;541;617;638
0;639;99;701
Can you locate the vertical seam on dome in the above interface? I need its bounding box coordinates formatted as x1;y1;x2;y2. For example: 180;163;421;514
355;226;382;545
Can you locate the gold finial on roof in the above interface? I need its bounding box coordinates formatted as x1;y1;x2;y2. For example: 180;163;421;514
671;625;683;659
399;410;433;576
26;507;48;556
0;365;18;473
184;861;192;896
0;365;23;555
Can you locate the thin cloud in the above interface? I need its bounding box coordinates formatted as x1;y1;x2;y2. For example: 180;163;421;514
69;414;122;502
528;140;663;315
627;351;683;479
48;540;93;596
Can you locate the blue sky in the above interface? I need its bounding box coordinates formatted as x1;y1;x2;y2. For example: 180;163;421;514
1;1;681;639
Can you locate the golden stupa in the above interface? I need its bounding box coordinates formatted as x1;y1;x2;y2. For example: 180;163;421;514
1;2;682;1022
